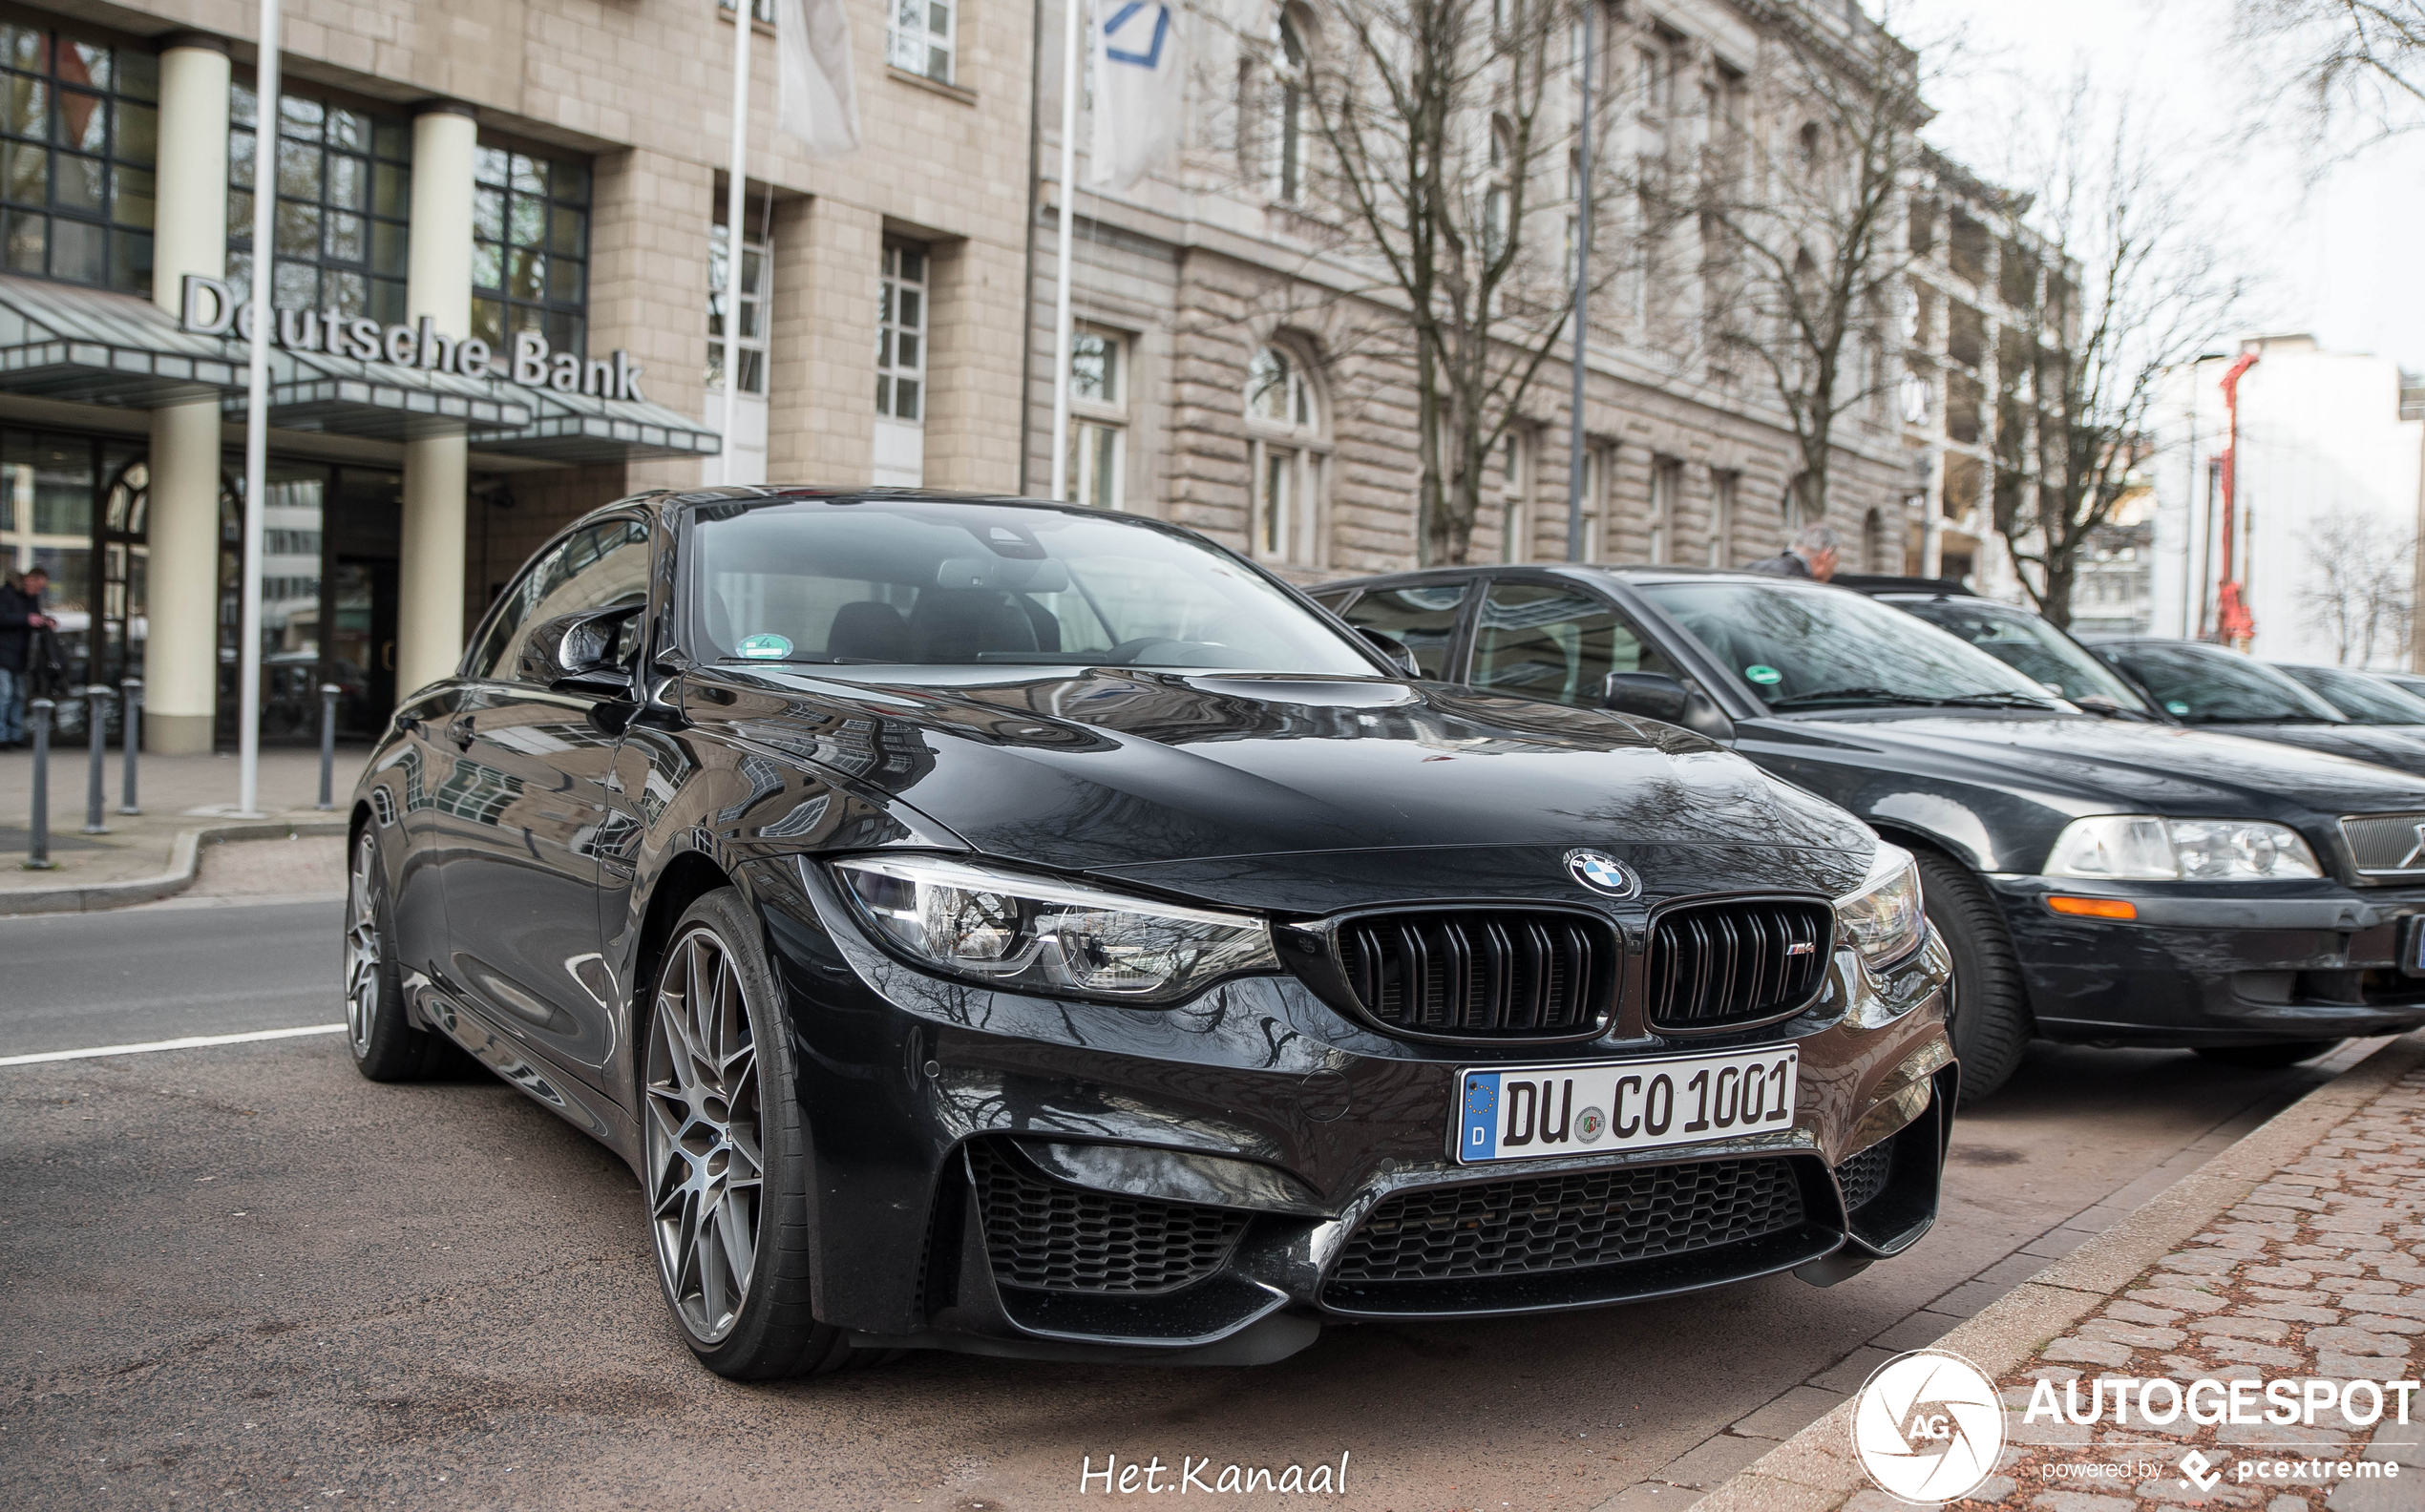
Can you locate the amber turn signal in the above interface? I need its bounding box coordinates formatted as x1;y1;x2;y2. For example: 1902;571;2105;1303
2046;895;2138;920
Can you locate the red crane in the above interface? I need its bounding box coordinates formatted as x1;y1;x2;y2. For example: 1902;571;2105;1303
2214;353;2258;649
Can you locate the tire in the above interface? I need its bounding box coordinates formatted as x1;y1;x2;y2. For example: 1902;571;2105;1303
642;888;874;1380
1909;847;2032;1105
2194;1040;2345;1069
344;827;449;1082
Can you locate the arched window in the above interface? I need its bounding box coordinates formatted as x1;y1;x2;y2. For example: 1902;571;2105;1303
1244;344;1329;565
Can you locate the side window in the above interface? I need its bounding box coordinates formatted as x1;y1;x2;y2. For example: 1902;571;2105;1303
1472;580;1680;707
470;519;652;682
1336;583;1467;679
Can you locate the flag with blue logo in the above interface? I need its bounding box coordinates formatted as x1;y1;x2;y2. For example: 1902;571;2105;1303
1087;0;1185;191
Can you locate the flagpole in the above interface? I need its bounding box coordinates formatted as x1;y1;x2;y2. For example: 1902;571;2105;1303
237;0;282;817
1564;1;1593;564
721;0;754;484
1046;0;1083;502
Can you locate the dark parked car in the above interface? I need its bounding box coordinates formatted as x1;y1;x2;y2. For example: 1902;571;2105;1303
2274;662;2425;736
1833;577;2167;722
2088;637;2425;778
1318;564;2425;1103
344;489;1954;1379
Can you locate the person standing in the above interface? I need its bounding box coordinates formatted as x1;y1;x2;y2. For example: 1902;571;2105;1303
1746;524;1842;583
0;565;55;748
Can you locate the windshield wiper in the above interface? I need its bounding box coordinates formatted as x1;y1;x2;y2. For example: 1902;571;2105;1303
1764;686;1950;708
1930;690;2064;711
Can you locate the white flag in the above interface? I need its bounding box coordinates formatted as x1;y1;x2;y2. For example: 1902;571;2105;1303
1087;0;1184;190
777;0;862;155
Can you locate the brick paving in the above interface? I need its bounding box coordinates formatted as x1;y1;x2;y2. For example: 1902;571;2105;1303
1954;1061;2425;1512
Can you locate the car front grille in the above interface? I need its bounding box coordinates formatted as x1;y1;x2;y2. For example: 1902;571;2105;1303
967;1143;1249;1294
1834;1142;1893;1213
2338;812;2425;877
1335;910;1614;1039
1330;1157;1805;1284
1647;899;1833;1032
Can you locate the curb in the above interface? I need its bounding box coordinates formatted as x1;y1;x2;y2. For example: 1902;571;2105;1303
0;819;350;915
1692;1029;2425;1512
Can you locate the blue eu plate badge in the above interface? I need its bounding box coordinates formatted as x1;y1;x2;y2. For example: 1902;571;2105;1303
1461;1074;1502;1161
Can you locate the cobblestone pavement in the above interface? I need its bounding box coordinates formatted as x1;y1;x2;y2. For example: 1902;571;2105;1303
1954;1061;2425;1512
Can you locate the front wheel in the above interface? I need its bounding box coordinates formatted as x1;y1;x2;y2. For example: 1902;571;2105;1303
1909;848;2032;1105
643;889;875;1379
344;828;448;1082
2194;1040;2345;1069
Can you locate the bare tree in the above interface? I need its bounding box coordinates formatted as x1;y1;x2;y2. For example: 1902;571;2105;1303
2301;507;2416;663
1223;0;1617;564
1685;7;1932;525
2234;0;2425;140
1986;82;2250;630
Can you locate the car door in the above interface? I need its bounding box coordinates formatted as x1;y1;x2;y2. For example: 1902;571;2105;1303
429;516;652;1082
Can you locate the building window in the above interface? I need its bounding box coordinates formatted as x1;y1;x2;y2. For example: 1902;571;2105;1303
706;222;768;396
472;145;592;356
1647;455;1680;564
1498;430;1529;562
877;241;927;422
228;85;410;324
1245;344;1326;565
0;24;158;293
1708;469;1739;566
888;0;955;84
1269;9;1309;201
1066;327;1126;512
1575;443;1614;559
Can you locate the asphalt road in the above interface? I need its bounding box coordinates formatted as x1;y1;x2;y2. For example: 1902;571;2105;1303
0;895;2375;1511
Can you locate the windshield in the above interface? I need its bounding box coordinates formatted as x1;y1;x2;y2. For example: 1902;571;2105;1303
684;497;1380;676
2101;643;2345;724
2278;663;2425;725
1894;598;2155;713
1635;578;2066;709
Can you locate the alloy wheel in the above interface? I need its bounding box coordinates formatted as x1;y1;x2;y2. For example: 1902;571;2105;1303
644;925;765;1344
344;834;383;1058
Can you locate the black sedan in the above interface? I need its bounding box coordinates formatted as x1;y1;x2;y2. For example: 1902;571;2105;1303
2088;637;2425;778
2274;662;2425;738
1317;564;2425;1103
342;489;1953;1378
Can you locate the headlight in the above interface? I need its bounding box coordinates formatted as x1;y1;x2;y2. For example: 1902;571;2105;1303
1836;842;1927;969
833;854;1278;1004
2043;816;2322;881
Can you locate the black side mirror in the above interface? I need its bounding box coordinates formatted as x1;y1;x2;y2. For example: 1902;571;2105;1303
520;604;643;697
1359;628;1423;678
1604;671;1735;741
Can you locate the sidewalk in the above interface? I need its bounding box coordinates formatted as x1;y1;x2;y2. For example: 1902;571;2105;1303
0;746;367;910
1697;1031;2425;1512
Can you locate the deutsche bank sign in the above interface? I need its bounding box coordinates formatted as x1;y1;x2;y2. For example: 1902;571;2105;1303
179;274;647;402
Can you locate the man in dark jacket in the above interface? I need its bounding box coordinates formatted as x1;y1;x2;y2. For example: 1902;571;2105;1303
1746;524;1841;582
0;566;54;747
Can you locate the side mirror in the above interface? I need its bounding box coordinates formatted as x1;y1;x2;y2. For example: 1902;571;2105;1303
1359;628;1423;678
1604;671;1735;742
520;604;642;697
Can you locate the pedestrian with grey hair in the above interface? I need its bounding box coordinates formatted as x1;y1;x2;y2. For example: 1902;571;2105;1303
1748;524;1839;582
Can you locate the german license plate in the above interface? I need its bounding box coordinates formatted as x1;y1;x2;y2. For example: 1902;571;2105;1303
1453;1046;1799;1165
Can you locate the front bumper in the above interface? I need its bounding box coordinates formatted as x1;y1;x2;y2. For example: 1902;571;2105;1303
1991;875;2425;1045
742;855;1954;1363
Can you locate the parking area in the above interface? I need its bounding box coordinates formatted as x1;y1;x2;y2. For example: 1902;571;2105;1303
0;895;2380;1511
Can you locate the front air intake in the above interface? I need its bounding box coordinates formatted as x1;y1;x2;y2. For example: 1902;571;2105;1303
1334;910;1615;1040
1646;898;1832;1034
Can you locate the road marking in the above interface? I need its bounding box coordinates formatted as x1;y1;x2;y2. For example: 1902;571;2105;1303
0;1023;347;1067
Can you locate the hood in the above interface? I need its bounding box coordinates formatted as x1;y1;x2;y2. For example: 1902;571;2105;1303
1760;710;2425;818
701;667;1872;881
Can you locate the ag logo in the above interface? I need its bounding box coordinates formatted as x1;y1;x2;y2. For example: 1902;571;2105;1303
1574;1106;1607;1144
1564;849;1639;898
1850;1349;2006;1503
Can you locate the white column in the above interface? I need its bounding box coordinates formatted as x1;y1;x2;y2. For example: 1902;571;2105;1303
142;34;233;754
396;101;476;700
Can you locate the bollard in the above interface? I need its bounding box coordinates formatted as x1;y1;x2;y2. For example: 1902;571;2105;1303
317;682;340;810
24;697;55;870
82;684;112;834
118;676;141;814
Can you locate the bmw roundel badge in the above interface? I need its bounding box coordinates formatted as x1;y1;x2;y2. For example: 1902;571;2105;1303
1564;849;1639;898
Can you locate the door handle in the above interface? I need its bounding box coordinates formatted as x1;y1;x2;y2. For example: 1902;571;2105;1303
446;716;475;750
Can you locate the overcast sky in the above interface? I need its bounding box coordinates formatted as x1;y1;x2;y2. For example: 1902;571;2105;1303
1891;0;2425;373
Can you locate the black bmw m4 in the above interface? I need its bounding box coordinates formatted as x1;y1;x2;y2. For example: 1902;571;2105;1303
344;488;1955;1377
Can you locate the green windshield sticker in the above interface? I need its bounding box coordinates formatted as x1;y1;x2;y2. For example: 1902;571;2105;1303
2165;700;2190;715
1743;664;1782;685
735;633;792;660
